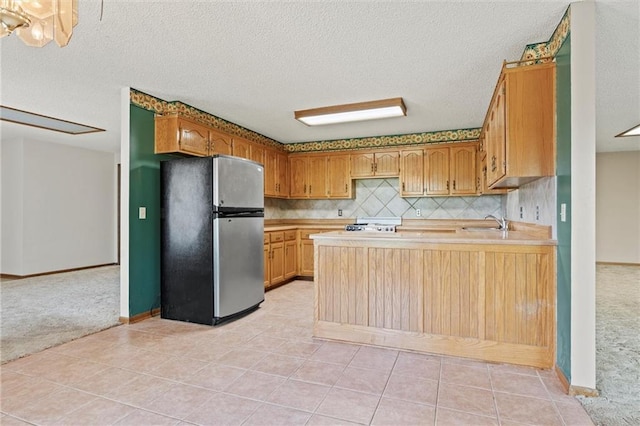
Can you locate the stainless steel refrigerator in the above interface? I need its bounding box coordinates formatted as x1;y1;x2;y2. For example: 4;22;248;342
160;155;265;325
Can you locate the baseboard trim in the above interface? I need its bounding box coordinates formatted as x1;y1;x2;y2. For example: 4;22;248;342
555;365;570;393
1;263;118;279
120;308;161;324
554;365;599;397
569;385;599;397
596;261;640;267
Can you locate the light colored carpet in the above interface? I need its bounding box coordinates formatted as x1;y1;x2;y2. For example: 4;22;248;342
0;265;121;364
578;264;640;425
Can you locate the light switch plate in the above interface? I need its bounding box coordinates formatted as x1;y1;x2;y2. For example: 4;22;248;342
560;203;566;222
139;207;146;220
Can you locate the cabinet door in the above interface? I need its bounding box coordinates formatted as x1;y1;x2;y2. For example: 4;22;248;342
307;156;328;198
350;153;374;178
487;79;506;186
300;240;315;276
284;240;297;280
263;149;278;197
374;151;400;177
327;154;352;198
209;128;233;156
264;243;270;288
276;152;289;198
232;137;251;159
289;156;308;198
425;147;450;195
270;242;285;284
177;119;209;156
450;145;477;195
250;144;265;165
400;149;424;196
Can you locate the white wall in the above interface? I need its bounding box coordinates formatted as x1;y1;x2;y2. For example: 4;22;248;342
1;139;25;273
570;1;597;391
0;138;117;275
596;151;640;264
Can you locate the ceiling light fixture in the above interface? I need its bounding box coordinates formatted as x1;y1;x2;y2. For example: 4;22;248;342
0;105;105;135
295;97;407;126
615;123;640;138
0;0;78;47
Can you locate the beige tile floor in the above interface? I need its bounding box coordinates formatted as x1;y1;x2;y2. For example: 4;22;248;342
1;281;594;425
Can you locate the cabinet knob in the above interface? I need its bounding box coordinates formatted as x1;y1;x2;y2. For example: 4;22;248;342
453;180;456;190
402;182;405;191
374;163;378;172
371;163;374;172
446;180;449;190
304;184;307;193
309;185;312;194
345;183;348;192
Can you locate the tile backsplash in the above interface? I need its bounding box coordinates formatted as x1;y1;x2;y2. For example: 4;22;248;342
265;178;503;220
504;177;557;237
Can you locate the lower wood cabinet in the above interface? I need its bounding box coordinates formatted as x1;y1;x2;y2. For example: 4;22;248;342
299;229;321;277
264;230;298;288
284;231;297;280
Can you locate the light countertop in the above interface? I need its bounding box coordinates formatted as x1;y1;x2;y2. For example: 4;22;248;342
310;230;557;246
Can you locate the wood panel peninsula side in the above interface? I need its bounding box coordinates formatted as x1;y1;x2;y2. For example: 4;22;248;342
311;229;557;369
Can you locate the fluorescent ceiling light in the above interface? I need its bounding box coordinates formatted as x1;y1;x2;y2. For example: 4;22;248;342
295;97;406;126
615;123;640;137
0;106;104;135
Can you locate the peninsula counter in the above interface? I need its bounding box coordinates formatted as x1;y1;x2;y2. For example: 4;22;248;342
311;230;556;368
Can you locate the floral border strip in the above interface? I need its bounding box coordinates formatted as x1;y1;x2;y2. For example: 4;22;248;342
283;129;481;153
129;89;282;150
521;6;570;62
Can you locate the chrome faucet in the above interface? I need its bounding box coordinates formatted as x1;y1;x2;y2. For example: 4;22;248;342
485;214;508;230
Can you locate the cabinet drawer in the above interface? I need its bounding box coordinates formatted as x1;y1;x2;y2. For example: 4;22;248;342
284;230;297;241
263;234;270;245
270;232;284;243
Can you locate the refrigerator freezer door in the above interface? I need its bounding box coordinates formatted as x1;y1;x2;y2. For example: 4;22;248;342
212;155;264;210
213;215;265;319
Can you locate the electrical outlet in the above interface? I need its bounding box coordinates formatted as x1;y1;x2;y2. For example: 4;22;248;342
338;209;342;217
139;207;146;220
416;209;421;217
560;203;567;222
519;206;523;219
536;205;540;221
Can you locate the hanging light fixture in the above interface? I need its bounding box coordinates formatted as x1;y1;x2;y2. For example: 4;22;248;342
0;0;78;47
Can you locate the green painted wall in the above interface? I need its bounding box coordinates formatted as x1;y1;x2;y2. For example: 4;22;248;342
129;105;175;317
555;34;572;380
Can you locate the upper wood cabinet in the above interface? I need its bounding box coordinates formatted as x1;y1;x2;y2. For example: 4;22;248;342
425;147;450;195
289;155;327;198
482;61;556;188
208;128;233;156
350;150;399;178
154;113;235;158
232;137;252;160
477;150;509;195
327;154;352;198
400;150;424;196
250;144;265;165
289;153;352;199
264;149;288;198
400;143;479;197
450;145;477;195
155;114;211;156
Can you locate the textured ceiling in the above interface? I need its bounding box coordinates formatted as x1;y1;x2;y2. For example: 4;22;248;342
1;1;638;153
